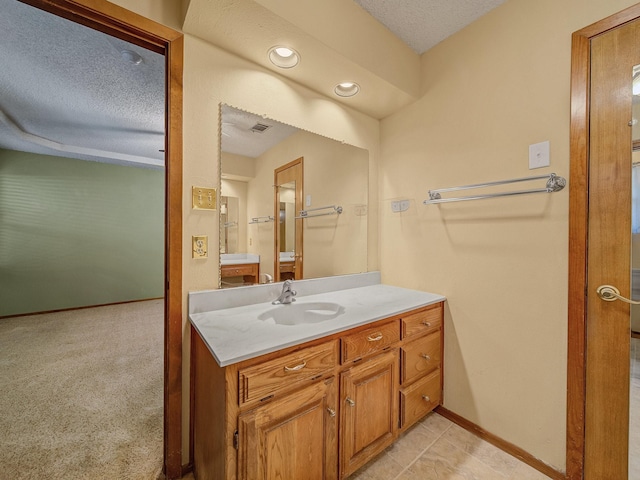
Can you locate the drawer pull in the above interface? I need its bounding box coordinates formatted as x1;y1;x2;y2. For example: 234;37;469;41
422;321;432;326
346;397;356;407
366;333;383;342
327;407;336;417
422;395;431;402
283;361;307;372
420;354;431;361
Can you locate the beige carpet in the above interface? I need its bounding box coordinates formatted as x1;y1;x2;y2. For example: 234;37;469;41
0;300;164;479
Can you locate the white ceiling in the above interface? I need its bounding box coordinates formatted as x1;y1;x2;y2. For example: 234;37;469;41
354;0;507;54
221;105;299;158
0;0;165;168
0;0;508;166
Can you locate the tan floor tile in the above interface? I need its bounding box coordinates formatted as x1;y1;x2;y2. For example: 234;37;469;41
507;462;552;479
385;422;442;466
346;451;405;480
441;423;520;476
420;411;453;436
406;436;508;479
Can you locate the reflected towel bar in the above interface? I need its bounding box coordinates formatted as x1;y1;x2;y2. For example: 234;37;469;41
295;205;343;219
423;173;566;205
248;216;274;224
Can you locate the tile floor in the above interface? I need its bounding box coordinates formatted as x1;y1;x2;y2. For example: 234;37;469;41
345;412;550;480
181;412;552;480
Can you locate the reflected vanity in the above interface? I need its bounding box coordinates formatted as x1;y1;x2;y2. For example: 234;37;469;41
219;104;369;288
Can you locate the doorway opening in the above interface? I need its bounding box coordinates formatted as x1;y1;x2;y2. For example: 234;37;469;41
0;1;183;477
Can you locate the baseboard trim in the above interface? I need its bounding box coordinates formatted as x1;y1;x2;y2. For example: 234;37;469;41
181;462;193;477
435;406;565;480
0;297;164;320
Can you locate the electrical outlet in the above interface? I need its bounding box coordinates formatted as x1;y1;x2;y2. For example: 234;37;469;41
192;235;208;258
391;200;410;213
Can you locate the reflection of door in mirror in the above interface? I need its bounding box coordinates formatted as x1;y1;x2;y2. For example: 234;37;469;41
220;195;239;254
275;158;303;281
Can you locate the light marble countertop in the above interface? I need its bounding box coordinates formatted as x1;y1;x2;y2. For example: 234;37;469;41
189;275;445;367
220;253;260;266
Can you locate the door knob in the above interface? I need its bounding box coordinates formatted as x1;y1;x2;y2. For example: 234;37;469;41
596;285;640;305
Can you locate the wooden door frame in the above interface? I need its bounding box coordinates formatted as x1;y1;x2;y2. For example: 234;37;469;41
568;4;640;479
16;1;183;478
274;157;304;281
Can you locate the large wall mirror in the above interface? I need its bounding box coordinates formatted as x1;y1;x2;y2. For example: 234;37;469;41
219;104;368;288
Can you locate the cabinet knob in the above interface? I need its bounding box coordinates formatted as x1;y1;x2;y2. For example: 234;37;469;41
283;361;307;372
422;395;431;402
420;354;431;361
422;321;431;327
366;333;383;342
346;397;355;407
327;407;336;417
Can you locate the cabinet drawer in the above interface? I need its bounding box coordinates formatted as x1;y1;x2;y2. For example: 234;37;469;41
401;304;443;340
400;369;441;429
221;263;257;278
239;340;338;405
401;331;441;385
279;262;295;273
341;321;399;363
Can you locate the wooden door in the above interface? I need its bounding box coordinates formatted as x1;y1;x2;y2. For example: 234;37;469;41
569;8;640;478
584;20;640;479
274;158;303;281
340;350;399;478
237;377;338;480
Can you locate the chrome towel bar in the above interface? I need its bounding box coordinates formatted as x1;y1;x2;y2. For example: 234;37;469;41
423;173;566;205
295;205;343;219
248;216;274;224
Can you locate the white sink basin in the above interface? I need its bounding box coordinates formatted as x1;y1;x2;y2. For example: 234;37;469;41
258;302;345;326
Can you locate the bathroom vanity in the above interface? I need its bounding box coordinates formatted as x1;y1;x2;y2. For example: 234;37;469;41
220;254;260;286
189;273;445;480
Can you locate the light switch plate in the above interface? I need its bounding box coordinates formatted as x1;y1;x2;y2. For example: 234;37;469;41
529;141;550;169
192;186;216;210
192;235;208;258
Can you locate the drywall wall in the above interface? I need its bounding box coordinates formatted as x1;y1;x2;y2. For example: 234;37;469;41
243;130;369;280
379;0;639;471
220;178;248;254
0;149;164;316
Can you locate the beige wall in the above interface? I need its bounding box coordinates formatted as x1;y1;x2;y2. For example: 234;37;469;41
244;130;369;279
220;178;248;253
379;0;639;471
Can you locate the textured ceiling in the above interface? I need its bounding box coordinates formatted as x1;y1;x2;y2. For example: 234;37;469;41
354;0;508;54
0;0;165;168
221;105;299;159
1;0;509;167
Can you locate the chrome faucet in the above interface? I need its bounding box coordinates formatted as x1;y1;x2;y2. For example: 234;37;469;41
272;279;297;305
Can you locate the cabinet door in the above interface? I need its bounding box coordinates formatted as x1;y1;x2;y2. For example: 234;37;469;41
340;350;399;478
238;377;338;480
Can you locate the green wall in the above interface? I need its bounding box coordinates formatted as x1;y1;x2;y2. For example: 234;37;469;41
0;149;165;316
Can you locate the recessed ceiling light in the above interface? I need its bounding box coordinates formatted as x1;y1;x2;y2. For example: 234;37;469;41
334;82;360;97
120;49;143;65
268;46;300;69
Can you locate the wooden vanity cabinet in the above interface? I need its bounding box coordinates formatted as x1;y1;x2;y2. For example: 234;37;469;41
399;302;444;431
237;376;338;480
339;350;398;478
190;301;444;480
221;262;260;285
